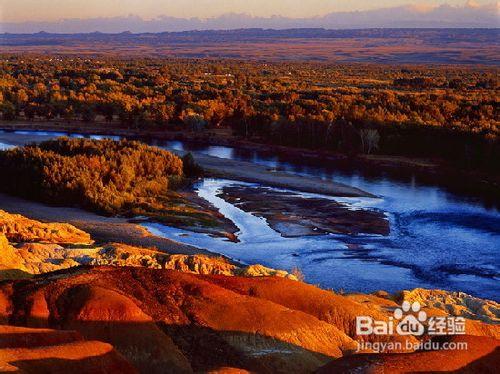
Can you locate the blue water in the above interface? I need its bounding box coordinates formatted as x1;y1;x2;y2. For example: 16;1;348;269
156;141;500;300
1;129;499;300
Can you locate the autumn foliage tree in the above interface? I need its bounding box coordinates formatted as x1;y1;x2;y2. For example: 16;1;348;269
0;56;498;172
0;138;184;215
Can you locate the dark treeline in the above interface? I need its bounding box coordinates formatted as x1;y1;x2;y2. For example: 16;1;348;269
0;56;498;172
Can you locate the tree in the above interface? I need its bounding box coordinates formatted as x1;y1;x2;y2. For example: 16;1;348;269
183;114;206;132
199;100;230;128
0;101;16;120
360;129;380;155
81;106;96;122
152;103;175;126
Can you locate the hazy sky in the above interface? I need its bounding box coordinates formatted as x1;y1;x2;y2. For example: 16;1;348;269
0;0;494;22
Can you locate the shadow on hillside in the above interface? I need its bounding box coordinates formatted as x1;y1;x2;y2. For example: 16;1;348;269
0;269;32;280
455;349;500;373
9;352;136;374
3;317;333;373
316;336;500;373
4;316;497;374
3;319;498;374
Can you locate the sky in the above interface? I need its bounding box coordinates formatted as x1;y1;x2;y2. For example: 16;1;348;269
0;0;495;22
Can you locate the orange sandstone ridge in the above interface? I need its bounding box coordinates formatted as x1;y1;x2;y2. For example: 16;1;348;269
0;267;498;373
0;209;92;245
0;209;498;373
0;209;296;281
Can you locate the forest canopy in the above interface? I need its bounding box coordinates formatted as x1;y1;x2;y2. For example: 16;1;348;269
0;138;185;215
0;56;498;172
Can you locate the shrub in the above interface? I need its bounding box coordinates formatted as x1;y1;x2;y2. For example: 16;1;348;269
291;266;305;282
182;152;204;178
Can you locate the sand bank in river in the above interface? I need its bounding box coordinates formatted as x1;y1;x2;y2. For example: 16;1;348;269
0;193;209;256
193;153;374;197
218;185;388;237
0;129;374;198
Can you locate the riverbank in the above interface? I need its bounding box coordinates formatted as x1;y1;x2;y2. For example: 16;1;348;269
1;120;498;203
0;192;211;257
0;124;374;198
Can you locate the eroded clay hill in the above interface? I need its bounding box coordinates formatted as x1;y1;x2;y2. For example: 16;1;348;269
0;209;296;281
0;325;136;373
0;209;498;373
0;267;499;373
0;210;92;244
317;335;500;373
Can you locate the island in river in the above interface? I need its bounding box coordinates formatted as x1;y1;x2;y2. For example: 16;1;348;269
218;185;389;237
0;127;498;302
0;128;384;243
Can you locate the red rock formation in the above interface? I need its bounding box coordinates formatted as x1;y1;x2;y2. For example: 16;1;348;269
201;275;418;350
0;210;92;244
0;266;497;373
0;325;136;373
0;267;355;372
317;335;500;373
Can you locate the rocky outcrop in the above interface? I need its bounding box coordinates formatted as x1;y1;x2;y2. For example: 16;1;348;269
2;238;298;281
91;244;239;275
0;267;356;373
201;275;419;351
90;246;297;279
0;266;498;373
60;285;193;373
0;325;136;373
0;209;92;244
317;335;500;373
395;288;500;324
0;234;30;278
235;264;298;279
345;291;500;340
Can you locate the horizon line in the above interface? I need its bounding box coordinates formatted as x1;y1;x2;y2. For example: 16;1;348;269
2;26;500;36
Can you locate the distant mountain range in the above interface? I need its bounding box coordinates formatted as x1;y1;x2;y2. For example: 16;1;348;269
1;3;498;33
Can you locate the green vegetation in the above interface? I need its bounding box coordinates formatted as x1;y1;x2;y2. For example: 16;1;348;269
182;152;204;178
0;138;213;227
0;57;498;172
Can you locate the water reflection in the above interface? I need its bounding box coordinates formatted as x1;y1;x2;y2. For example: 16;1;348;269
146;179;500;300
0;129;498;299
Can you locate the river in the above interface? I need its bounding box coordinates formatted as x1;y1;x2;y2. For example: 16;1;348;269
1;129;499;300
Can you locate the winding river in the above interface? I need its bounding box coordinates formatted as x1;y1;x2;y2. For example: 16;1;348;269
1;130;499;300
